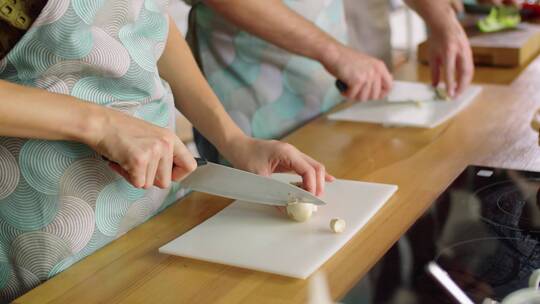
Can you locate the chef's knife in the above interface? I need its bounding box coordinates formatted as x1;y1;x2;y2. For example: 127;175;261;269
369;99;441;106
182;158;326;206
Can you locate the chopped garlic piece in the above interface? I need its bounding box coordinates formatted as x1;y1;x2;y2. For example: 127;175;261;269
330;218;346;233
434;87;451;101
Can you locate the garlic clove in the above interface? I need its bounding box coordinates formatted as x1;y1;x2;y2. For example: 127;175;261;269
286;201;313;222
435;87;451;101
330;218;346;233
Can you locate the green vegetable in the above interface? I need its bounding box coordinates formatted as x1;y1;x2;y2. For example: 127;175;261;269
478;6;520;33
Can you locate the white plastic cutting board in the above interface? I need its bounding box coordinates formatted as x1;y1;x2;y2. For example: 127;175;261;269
328;81;482;128
159;174;398;279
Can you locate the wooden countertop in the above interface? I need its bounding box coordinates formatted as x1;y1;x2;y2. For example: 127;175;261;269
16;59;540;303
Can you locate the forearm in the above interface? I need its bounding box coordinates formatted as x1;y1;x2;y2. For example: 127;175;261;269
405;0;456;31
0;80;103;145
203;0;341;65
158;18;245;153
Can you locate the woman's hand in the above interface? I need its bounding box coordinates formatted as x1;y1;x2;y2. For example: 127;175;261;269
222;136;335;196
87;109;197;189
322;44;393;102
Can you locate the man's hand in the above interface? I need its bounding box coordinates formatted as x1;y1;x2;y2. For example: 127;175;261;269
322;45;393;101
222;136;334;197
427;11;474;97
406;0;474;97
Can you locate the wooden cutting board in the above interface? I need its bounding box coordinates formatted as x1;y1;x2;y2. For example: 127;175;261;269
159;174;398;279
418;23;540;67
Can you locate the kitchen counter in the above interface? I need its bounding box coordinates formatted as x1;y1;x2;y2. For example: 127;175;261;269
15;58;540;303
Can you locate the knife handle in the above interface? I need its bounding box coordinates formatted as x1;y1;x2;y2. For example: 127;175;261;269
195;157;207;167
335;79;348;93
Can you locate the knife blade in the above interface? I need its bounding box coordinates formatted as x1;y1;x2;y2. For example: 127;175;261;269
181;158;326;206
354;99;440;108
378;99;429;106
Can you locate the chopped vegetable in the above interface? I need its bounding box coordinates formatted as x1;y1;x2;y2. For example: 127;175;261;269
478;6;520;33
286;199;314;222
434;88;451;101
330;218;346;233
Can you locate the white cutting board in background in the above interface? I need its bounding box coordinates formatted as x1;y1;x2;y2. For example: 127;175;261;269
159;174;398;279
328;81;482;128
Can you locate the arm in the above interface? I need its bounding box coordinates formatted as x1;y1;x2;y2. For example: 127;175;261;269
0;80;100;142
405;0;474;96
204;0;336;67
158;18;333;195
157;18;244;159
0;80;196;189
201;0;392;101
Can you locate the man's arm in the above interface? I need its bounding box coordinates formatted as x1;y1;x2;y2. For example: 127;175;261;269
201;0;392;101
405;0;474;96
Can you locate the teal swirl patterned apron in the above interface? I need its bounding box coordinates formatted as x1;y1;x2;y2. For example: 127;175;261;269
185;0;347;161
0;0;185;301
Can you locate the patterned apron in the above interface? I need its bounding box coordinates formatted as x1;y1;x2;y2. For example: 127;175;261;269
186;0;347;160
0;0;186;301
